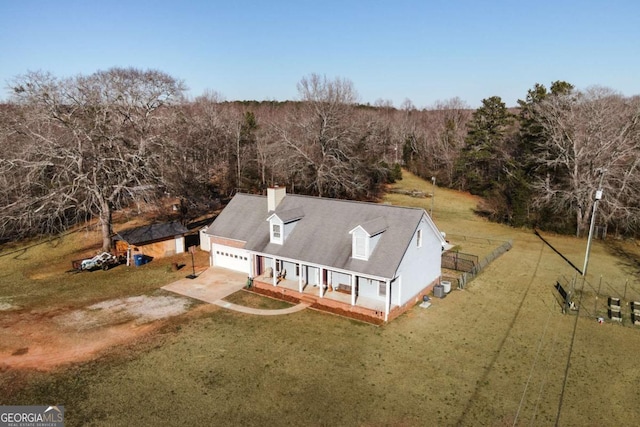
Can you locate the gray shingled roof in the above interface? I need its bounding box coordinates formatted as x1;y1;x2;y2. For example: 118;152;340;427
273;207;305;223
206;193;430;279
206;194;267;242
115;221;188;245
357;217;388;236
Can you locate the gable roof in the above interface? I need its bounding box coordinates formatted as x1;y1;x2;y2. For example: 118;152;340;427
207;193;442;279
115;221;188;246
352;217;387;236
207;194;268;242
269;207;305;223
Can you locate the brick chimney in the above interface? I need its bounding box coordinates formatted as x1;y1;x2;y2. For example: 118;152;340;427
267;186;286;211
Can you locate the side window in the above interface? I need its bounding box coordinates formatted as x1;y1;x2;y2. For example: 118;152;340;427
378;281;386;296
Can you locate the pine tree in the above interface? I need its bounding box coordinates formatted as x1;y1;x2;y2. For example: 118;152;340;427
456;96;513;198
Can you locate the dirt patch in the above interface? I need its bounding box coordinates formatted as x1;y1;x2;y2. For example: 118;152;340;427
0;297;15;311
0;295;192;371
56;295;191;329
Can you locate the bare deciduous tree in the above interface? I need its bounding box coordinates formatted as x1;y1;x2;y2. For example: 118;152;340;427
277;74;365;197
421;97;471;186
4;68;185;250
531;87;640;236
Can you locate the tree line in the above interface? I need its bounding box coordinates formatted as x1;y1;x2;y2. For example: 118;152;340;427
1;67;638;250
455;83;640;238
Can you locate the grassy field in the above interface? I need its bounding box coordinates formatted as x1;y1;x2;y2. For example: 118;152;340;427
0;228;211;313
223;289;294;309
2;171;640;426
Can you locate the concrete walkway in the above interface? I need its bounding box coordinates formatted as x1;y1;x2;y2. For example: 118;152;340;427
162;267;309;316
213;300;310;315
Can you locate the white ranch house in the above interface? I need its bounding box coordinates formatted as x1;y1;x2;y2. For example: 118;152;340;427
202;187;446;322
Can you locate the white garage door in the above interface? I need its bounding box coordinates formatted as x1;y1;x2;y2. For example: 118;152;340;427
212;244;250;273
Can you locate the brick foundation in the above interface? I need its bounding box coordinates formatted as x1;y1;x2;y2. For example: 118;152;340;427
249;277;440;325
386;278;439;322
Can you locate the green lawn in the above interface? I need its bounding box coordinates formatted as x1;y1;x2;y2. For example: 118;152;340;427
2;173;640;426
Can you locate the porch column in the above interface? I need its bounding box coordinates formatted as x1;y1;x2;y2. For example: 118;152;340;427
351;274;356;306
319;267;324;298
298;264;303;293
272;257;278;287
384;279;390;322
248;254;254;278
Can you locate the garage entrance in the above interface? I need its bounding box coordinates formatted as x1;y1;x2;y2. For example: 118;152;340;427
211;244;250;273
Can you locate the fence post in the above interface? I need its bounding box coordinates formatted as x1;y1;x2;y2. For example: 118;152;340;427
624;279;628;300
570;274;579;313
595;276;602;316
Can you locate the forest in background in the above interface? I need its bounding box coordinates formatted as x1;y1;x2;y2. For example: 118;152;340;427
1;68;639;250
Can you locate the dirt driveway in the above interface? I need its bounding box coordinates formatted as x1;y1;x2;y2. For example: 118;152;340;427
1;267;303;372
0;268;248;372
0;294;193;371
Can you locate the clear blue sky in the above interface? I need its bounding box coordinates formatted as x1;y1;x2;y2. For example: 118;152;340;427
1;0;639;108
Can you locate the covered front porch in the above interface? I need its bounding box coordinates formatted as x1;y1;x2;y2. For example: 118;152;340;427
250;253;396;323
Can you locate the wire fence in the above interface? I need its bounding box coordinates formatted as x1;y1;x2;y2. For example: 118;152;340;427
448;239;513;290
554;273;640;327
441;251;478;273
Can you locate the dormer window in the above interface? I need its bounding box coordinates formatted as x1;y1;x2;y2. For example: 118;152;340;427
269;219;284;245
349;217;387;261
267;208;304;245
353;230;367;259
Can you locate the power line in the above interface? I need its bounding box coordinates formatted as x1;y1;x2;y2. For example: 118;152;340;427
529;300;564;426
0;228;80;259
513;300;554;425
456;242;545;425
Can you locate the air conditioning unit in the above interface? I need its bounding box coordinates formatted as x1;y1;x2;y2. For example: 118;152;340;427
434;284;445;298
